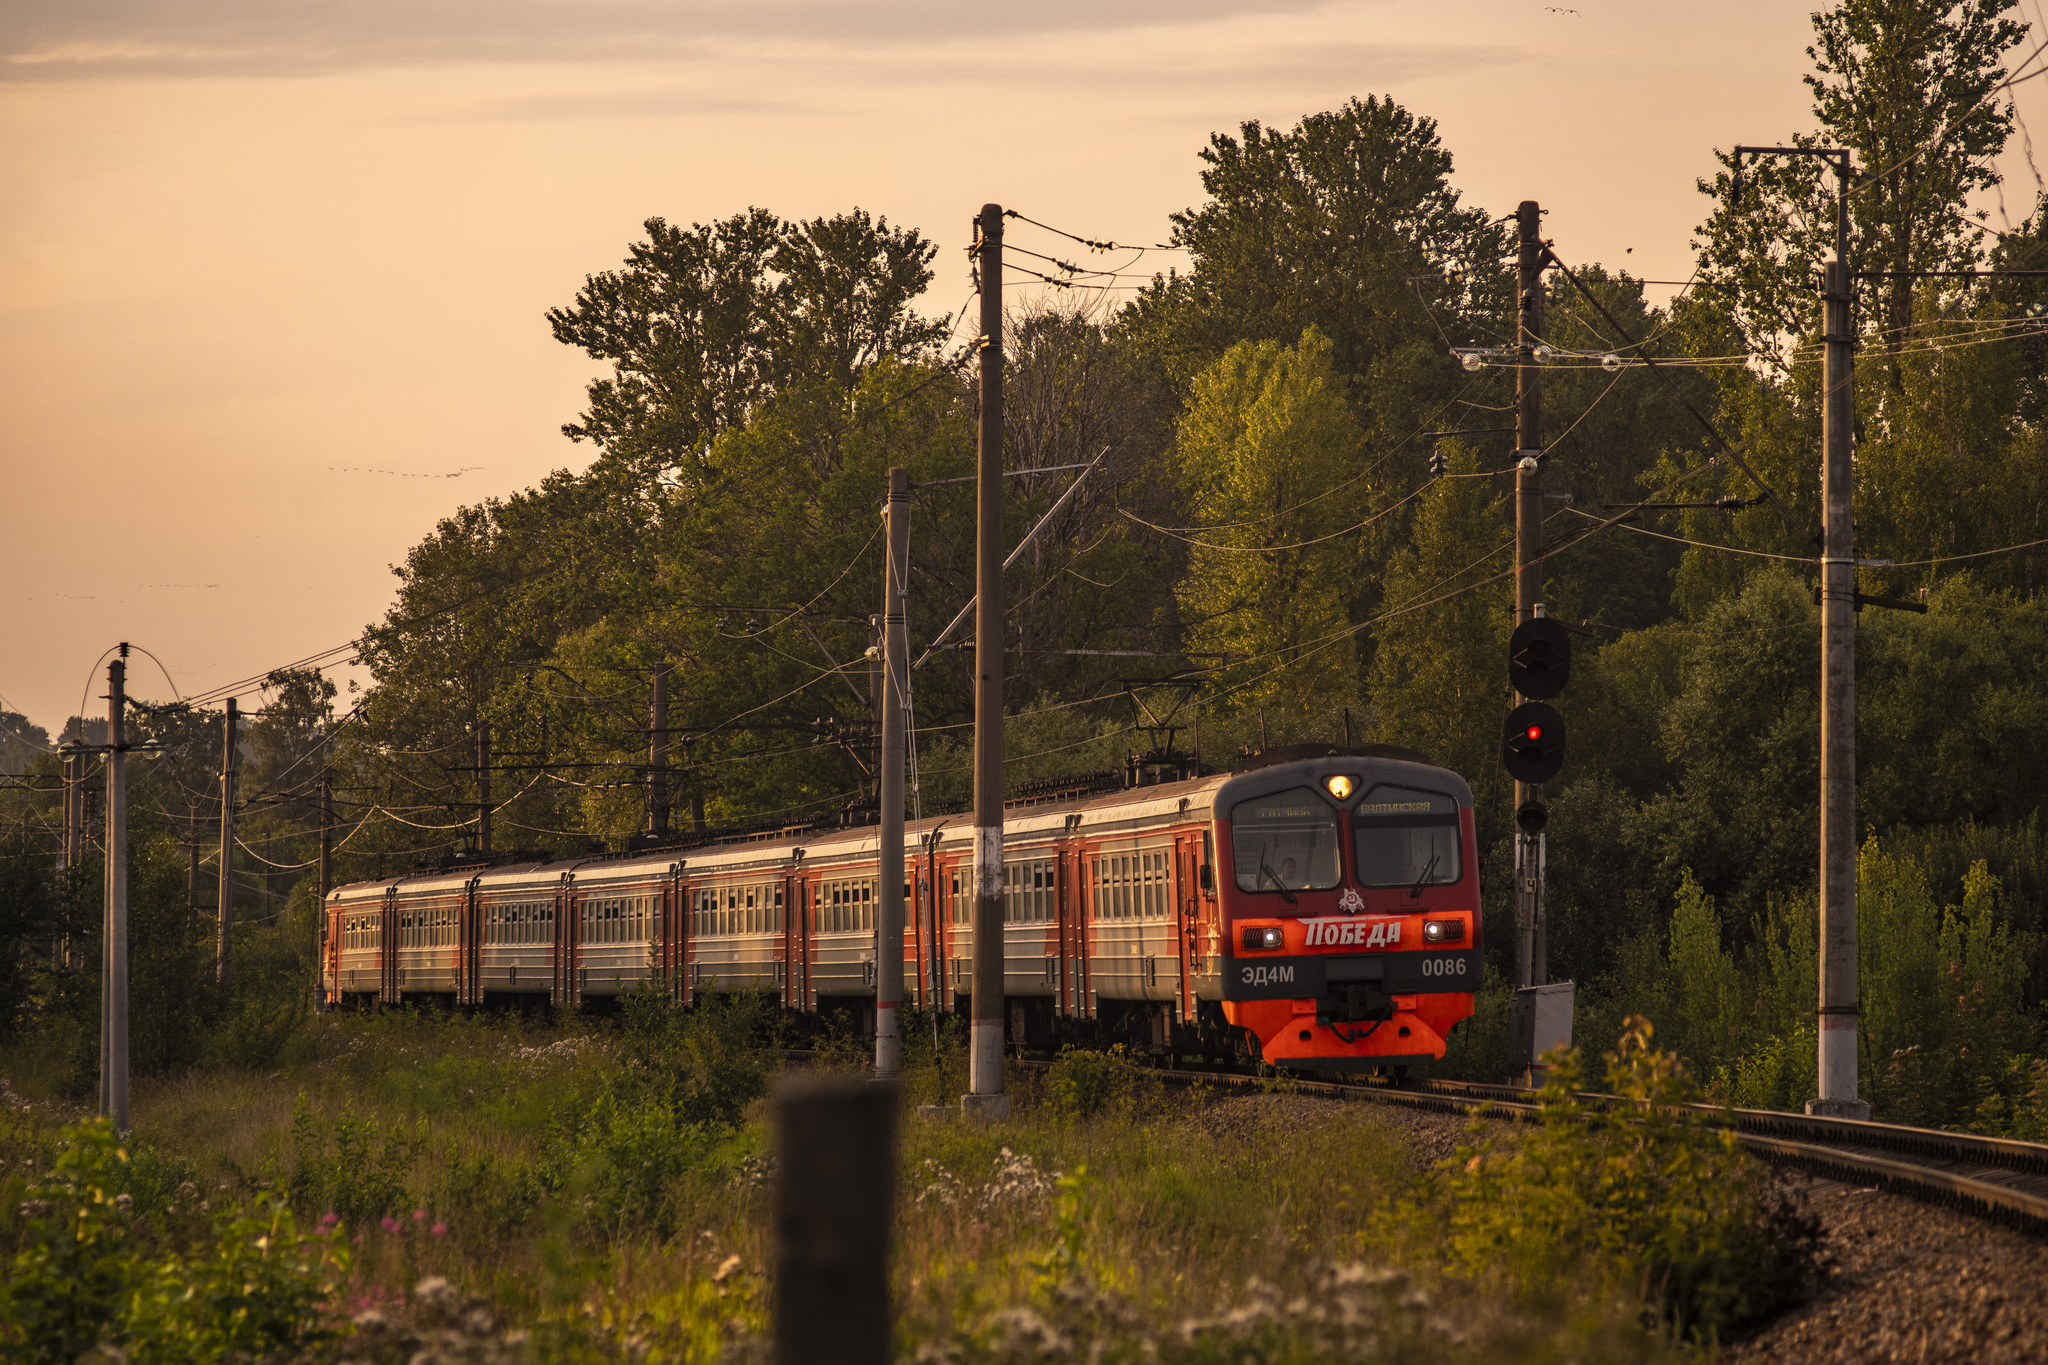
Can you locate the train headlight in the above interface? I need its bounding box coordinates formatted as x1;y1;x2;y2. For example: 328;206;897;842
1324;774;1356;800
1241;925;1285;951
1422;919;1464;944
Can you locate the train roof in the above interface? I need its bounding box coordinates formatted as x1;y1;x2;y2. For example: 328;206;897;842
326;747;1469;901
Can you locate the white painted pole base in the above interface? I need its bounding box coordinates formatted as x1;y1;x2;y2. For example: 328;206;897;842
874;1005;901;1080
1806;1014;1870;1120
962;1018;1009;1119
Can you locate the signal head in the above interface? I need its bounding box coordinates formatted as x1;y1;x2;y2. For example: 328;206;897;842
1508;618;1573;700
1502;701;1566;784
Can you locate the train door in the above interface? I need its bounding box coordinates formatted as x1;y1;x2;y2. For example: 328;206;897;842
459;875;480;1006
550;875;573;1006
380;888;399;1005
1077;848;1096;1019
777;870;795;1010
1173;836;1198;1021
801;874;819;1012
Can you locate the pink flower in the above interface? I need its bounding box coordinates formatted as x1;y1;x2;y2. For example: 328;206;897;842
431;1222;447;1237
381;1217;401;1233
412;1209;427;1222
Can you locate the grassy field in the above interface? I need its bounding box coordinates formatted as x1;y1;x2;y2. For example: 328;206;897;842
0;1003;1816;1363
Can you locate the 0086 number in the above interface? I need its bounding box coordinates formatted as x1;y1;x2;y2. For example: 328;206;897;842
1419;956;1467;978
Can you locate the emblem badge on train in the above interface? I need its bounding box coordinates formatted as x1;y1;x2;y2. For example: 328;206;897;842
1336;886;1364;914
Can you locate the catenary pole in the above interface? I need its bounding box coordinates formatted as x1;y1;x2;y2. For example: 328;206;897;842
217;697;236;987
649;663;670;838
102;651;129;1133
965;202;1009;1118
1513;199;1546;992
1814;253;1868;1117
876;466;911;1080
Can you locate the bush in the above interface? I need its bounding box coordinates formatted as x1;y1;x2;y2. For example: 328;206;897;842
617;991;769;1129
1044;1047;1160;1122
1432;1018;1825;1344
2;1119;349;1362
282;1095;429;1228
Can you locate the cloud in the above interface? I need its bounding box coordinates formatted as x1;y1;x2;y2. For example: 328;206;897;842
2;0;1341;81
437;34;1513;124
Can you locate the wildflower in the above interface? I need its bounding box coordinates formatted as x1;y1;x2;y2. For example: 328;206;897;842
431;1222;447;1236
382;1216;401;1232
413;1208;427;1221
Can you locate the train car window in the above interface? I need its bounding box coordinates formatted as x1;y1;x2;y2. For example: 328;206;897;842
1230;787;1341;893
1353;786;1462;888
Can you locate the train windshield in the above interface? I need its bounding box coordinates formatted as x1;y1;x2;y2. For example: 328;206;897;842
1230;787;1340;893
1353;785;1462;888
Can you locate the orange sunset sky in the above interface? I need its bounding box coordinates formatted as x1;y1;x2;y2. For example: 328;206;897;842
5;0;2045;734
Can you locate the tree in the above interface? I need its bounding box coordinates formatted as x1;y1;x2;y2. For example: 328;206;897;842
548;209;945;487
1694;0;2025;367
1174;330;1366;716
1124;96;1509;463
1366;441;1510;814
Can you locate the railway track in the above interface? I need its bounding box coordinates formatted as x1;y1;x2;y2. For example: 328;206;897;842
1127;1064;2048;1237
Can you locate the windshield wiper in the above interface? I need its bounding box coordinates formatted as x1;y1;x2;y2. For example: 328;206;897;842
1408;852;1441;901
1257;851;1298;905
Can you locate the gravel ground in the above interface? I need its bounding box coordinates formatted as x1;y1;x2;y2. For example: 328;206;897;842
1726;1176;2048;1364
1195;1090;2048;1360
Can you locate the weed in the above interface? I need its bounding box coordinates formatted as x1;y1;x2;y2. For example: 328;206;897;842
1043;1047;1160;1122
282;1094;429;1230
2;1118;350;1361
1431;1017;1826;1344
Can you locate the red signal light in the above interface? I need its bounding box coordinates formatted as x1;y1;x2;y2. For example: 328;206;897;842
1525;724;1543;741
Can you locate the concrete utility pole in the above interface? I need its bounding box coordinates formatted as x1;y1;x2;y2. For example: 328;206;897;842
965;202;1009;1118
476;718;492;856
1815;253;1867;1117
876;466;911;1080
217;697;236;987
648;663;670;839
1513;199;1548;992
101;652;129;1133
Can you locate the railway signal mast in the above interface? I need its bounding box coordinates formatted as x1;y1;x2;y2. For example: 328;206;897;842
1498;201;1576;1078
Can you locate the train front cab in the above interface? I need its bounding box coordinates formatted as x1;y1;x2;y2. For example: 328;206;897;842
1214;753;1481;1072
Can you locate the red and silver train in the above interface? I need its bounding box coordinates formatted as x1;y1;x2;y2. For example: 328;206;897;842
323;745;1482;1070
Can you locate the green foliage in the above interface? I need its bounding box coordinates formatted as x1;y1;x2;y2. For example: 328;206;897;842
1368;440;1510;818
1173;329;1365;713
1861;844;2044;1129
1043;1047;1162;1122
282;1096;429;1229
1694;0;2022;356
615;990;769;1130
1434;965;1514;1082
2;1119;349;1363
1662;872;1743;1073
1434;1020;1825;1344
